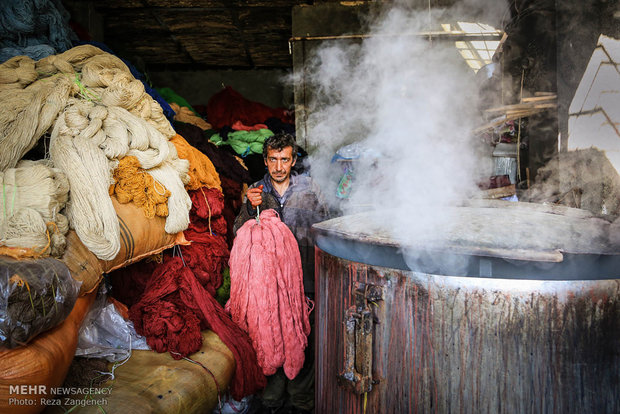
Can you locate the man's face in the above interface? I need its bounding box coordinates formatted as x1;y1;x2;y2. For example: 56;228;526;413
265;146;296;183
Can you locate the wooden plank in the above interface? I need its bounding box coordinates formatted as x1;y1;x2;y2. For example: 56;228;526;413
176;33;250;66
292;2;375;38
144;0;227;7
238;6;292;28
92;0;146;9
104;11;164;32
479;184;516;199
239;0;310;6
522;95;558;103
102;35;192;64
158;10;236;32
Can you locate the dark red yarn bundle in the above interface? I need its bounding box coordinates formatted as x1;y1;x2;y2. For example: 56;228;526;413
112;187;266;399
206;86;292;130
227;209;311;380
220;176;244;247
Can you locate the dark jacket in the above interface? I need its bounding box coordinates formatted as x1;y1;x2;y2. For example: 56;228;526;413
233;172;330;294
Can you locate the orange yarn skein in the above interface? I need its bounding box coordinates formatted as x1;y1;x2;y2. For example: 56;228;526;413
170;134;222;192
109;156;170;218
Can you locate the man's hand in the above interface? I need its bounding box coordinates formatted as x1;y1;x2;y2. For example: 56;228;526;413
247;185;264;207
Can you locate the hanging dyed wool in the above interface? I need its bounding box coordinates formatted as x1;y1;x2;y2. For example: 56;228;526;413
109;156;170;219
227;209;311;379
117;186;265;399
170;134;222;192
128;255;266;399
182;188;228;292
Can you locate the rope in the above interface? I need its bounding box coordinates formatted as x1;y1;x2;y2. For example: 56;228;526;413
427;0;433;45
199;187;213;235
173;244;187;267
170;352;222;410
517;69;524;184
73;72;101;102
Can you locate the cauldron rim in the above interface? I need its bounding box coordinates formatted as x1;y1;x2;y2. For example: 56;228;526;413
313;200;620;280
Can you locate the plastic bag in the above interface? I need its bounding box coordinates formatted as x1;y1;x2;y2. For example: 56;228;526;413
0;256;81;348
213;395;252;414
76;286;149;361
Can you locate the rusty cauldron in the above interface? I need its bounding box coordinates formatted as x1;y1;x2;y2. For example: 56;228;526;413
312;200;620;414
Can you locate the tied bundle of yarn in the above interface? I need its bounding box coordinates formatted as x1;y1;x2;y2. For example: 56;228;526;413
0;160;70;257
79;53;174;138
2;44;173;138
50;97;190;260
227;209;311;379
205;85;290;130
0;44;175;170
0;72;76;171
181;188;229;292
0;45;191;260
0;0;77;62
173;121;251;184
170;134;221;192
85;41;176;125
169;103;212;131
209;129;273;157
110;156;170;219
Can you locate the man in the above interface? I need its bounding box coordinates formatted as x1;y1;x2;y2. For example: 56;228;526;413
233;132;330;414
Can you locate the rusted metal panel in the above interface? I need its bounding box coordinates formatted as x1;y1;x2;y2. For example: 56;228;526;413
315;249;620;414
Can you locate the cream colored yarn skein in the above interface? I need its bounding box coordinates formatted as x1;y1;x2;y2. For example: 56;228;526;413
0;74;76;172
50;100;121;261
80;53;175;139
0;160;71;257
147;146;192;234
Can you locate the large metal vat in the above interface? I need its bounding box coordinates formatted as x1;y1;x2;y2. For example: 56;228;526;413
313;200;620;413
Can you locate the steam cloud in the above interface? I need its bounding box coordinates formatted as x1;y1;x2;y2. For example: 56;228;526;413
299;3;509;270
